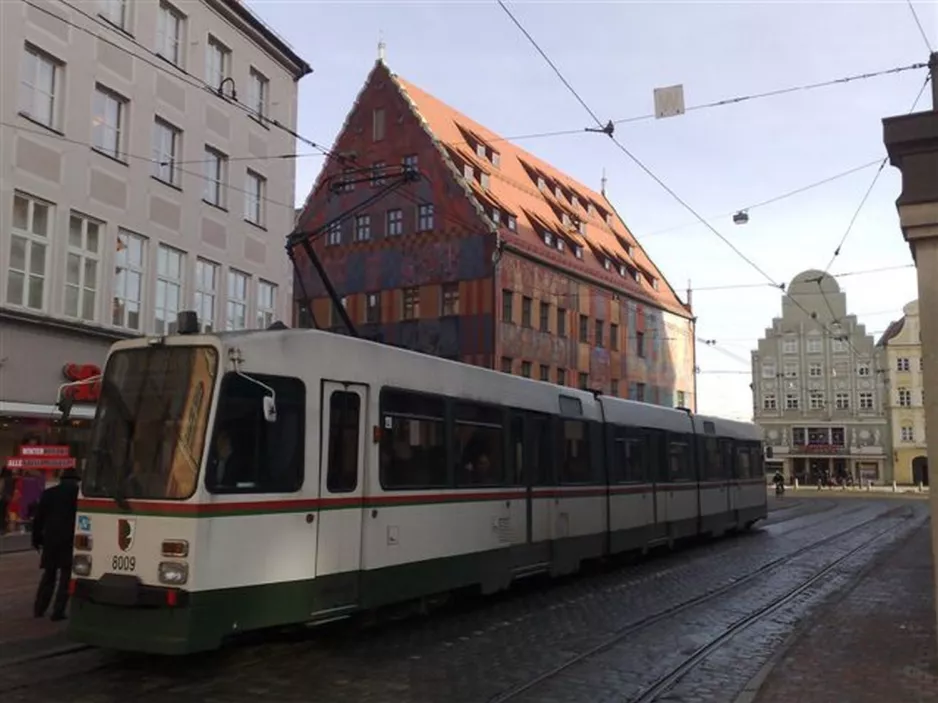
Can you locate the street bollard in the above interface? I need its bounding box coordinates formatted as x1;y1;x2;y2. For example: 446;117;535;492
893;481;898;493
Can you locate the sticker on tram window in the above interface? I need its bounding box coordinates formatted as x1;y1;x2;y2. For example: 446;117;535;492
77;515;91;532
111;555;136;572
384;416;393;429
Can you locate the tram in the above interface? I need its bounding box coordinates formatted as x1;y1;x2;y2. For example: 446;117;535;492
66;314;767;654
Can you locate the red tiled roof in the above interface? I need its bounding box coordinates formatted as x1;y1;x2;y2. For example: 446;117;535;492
390;71;690;318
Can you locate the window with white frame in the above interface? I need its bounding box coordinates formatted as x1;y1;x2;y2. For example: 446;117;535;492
785;394;799;410
64;213;101;321
809;362;823;377
831;337;848;353
898;388;912;407
19;45;60;129
402;154;418;175
92;85;126;160
248;67;268;120
152;118;181;185
205;35;230;91
762;394;777;410
156;1;184;66
98;0;128;28
326;221;342;246
782;337;798;354
858;392;874;410
355;214;371;241
809;391;825;410
155;245;184;334
783;362;798;378
245;170;265;225
857;362;870;376
901;426;914;442
113;229;146;330
897;357;910;372
256;280;276;328
203;146;227;207
226;269;248;330
387;209;403;236
417;203;434;232
806;337;823;354
835;392;850;410
194;258;217;332
7;192;51;311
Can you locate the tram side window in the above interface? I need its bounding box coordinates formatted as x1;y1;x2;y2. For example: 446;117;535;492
720;439;735;480
531;415;554;486
750;443;764;478
736;445;751;480
560;420;592;484
509;415;524;486
380;390;447;489
207;374;305;494
667;440;691;482
614;432;647;483
326;391;361;493
455;402;504;487
703;437;721;481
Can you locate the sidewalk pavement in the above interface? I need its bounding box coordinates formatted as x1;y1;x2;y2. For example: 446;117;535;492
0;532;32;554
748;519;938;703
0;550;72;665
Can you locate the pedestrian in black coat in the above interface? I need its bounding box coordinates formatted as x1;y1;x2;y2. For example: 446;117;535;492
32;469;80;621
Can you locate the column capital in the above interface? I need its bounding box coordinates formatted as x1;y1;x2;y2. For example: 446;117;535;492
883;110;938;257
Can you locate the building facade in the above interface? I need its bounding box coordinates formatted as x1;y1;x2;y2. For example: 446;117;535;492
879;300;928;485
0;0;310;467
752;270;888;484
293;60;696;408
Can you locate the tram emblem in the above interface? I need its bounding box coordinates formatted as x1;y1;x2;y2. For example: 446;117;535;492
118;518;136;552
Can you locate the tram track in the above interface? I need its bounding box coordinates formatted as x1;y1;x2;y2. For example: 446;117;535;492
628;506;923;703
0;500;898;700
486;502;919;703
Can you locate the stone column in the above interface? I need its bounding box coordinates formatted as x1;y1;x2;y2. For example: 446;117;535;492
883;77;938;645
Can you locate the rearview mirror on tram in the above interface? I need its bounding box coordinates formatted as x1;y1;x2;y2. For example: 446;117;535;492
262;395;277;423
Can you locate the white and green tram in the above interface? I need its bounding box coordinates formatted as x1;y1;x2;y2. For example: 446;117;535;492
68;319;767;654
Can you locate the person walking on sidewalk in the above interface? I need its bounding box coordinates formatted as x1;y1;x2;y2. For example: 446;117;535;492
31;468;80;621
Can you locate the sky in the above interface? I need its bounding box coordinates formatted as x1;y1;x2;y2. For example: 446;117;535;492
247;0;936;421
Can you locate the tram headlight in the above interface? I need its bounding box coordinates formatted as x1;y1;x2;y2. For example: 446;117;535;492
73;554;92;577
158;561;189;585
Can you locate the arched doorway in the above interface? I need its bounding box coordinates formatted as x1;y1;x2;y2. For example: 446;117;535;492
912;456;929;486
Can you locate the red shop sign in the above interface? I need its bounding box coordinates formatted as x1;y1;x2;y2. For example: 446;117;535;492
4;445;76;471
62;363;101;403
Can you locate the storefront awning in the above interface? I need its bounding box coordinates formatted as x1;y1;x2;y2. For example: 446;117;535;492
0;401;95;420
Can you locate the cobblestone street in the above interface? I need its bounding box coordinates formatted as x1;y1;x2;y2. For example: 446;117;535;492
0;496;933;703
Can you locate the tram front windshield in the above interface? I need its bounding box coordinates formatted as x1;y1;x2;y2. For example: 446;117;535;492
82;346;218;501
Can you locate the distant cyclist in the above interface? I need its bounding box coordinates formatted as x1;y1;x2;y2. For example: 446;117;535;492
772;470;785;496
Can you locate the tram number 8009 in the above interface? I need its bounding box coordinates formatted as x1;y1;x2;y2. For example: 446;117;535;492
112;555;136;572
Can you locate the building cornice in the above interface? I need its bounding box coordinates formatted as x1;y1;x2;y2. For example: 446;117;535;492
0;306;138;343
207;0;312;79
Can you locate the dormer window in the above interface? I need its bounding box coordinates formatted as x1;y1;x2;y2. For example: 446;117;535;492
543;232;552;246
632;269;640;282
463;164;474;180
562;213;571;227
492;151;501;167
537;176;546;191
619;264;626;277
576;220;586;235
557;239;565;252
555;186;563;200
651;277;659;290
575;246;583;259
480;172;490;189
603;259;611;270
492;208;500;224
605;213;614;226
588;203;596;216
476;143;486;159
572;195;580;209
507;215;517;231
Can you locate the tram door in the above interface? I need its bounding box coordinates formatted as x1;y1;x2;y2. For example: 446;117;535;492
316;381;369;609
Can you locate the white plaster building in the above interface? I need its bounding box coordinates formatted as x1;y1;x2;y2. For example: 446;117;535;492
0;0;310;459
751;271;889;484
